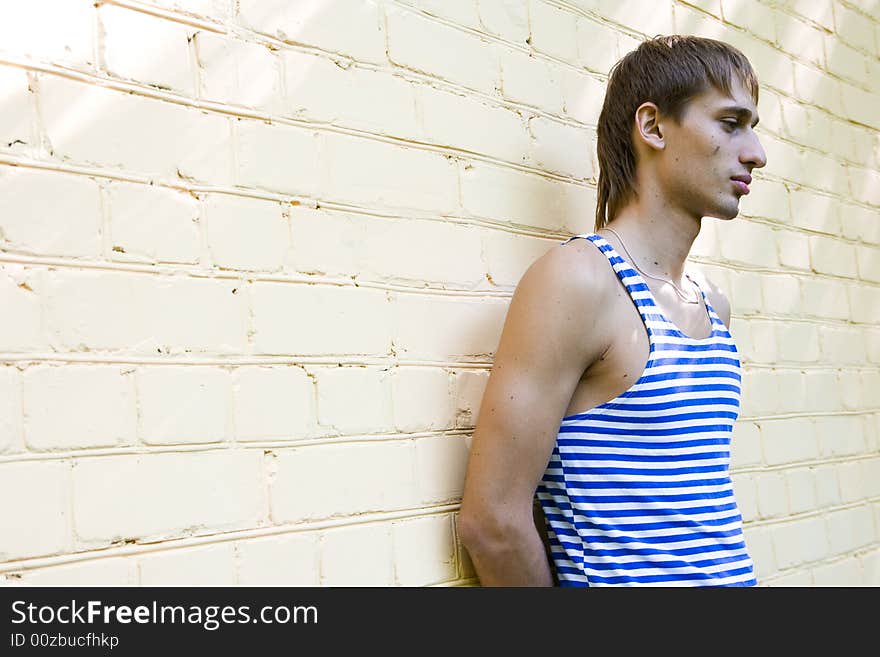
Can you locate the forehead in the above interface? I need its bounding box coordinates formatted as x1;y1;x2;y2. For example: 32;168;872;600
689;76;757;115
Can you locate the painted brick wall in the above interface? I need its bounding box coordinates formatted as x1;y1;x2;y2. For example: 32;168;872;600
0;0;877;586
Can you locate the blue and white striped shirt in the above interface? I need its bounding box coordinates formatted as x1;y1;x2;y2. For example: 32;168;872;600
536;232;756;587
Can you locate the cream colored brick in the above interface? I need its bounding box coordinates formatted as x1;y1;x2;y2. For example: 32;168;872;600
562;68;605;126
833;3;875;53
774;368;808;414
808;235;858;278
0;368;22;454
0;267;46;352
251;283;392;356
779;96;810;145
727;269;764;315
869;330;880;363
774;11;825;67
283;50;420;140
477;0;528;43
812;557;864;586
236;533;320;585
815;415;866;458
415;435;469;504
800;278;850;321
270;443;418;522
725;29;795;95
759;272;799;315
838;460;866;504
718;220;778;267
597;0;675;37
804;369;844;413
392;514;457;585
813;464;841;507
499;48;564;115
720;0;775;41
756;470;789;519
766;568;813;585
460;160;579;232
17;558;138;586
863;371;880;408
760;137;804;184
740;177;789;222
0;0;93;67
801;151;851;198
137;367;230;445
730;420;763;469
690;218;720;259
40;76;233;184
573;18;621;76
776;322;820;363
387;5;500;93
825;36;869;86
205;194;288;272
727;317;752;362
861;549;880;586
107;181;200;265
195;32;279;109
785;467;817;514
759;417;818;466
235;120;319;196
289;209;486;287
792;60;843;115
528;0;576;60
847;284;880;324
148;0;228;18
320;523;394;586
45;270;247;354
393;293;507;360
818;325;868;364
527;117;594;179
840;81;880;130
772;516;830;568
746;320;777;363
786;0;834;31
316;366;393;434
826;505;875;555
322;131;459;214
72;451;264;543
864;457;880;499
99;5;195;95
233;366;316;441
790;189;840;235
392;367;455;433
0;168;101;257
238;0;386;64
777;233;811;270
743;525;777;580
412;0;480;26
828;117;860;164
0;65;32;151
139;544;236;585
731;472;758;522
416;84;528;163
482;231;554;289
0;461;69;560
451;368;490;428
839;367;867;410
674;3;726;38
24;365;136;450
739;368;779;416
849;166;880;208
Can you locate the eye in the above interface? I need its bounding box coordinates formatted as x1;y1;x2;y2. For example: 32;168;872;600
721;120;739;131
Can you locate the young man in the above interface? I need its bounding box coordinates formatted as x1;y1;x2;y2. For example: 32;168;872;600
458;35;767;586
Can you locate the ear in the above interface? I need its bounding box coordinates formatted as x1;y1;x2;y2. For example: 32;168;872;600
634;102;665;152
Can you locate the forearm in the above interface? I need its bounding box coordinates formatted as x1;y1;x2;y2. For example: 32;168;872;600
462;523;555;587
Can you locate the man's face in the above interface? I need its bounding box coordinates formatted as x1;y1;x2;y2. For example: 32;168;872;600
653;75;767;221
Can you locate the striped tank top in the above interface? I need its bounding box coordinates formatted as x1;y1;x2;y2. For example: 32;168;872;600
536;232;756;587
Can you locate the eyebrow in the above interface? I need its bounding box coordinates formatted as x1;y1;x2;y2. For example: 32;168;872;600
718;105;760;127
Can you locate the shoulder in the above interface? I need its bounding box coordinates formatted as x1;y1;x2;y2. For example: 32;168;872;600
688;269;731;326
521;236;616;305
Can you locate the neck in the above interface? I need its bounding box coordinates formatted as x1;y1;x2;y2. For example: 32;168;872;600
601;186;702;283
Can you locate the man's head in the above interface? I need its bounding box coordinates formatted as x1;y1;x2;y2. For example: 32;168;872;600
595;35;767;229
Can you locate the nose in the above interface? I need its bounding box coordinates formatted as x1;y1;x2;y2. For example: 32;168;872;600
741;131;767;170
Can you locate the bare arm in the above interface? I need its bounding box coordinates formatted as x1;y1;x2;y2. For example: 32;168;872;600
457;241;611;586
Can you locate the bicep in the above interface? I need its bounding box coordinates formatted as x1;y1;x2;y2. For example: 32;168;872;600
461;249;608;526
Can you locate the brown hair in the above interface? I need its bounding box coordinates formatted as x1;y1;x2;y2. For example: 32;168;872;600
595;35;759;230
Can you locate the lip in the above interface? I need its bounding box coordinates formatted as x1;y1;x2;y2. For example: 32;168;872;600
732;179;750;195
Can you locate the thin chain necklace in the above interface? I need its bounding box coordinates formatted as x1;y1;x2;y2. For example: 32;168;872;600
601;226;700;304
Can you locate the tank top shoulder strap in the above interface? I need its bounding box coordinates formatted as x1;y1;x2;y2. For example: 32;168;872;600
560;232;659;335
